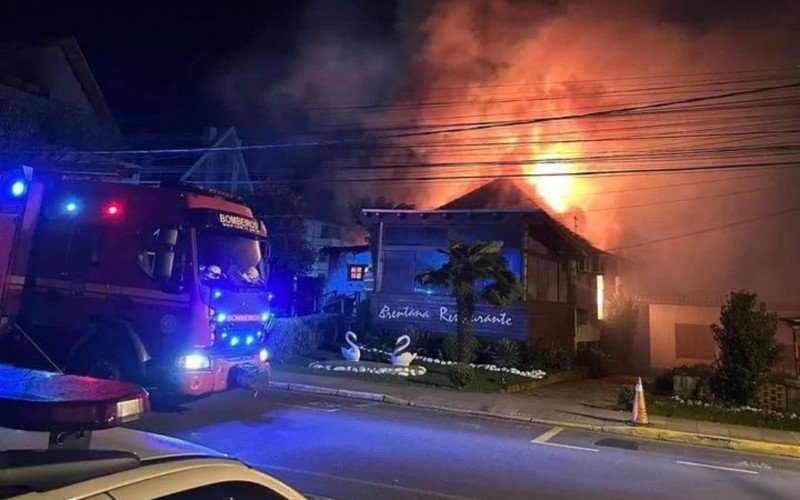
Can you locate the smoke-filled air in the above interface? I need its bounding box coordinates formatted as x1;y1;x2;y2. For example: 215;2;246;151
215;0;800;303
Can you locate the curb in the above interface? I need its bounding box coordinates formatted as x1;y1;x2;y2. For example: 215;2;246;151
269;381;800;459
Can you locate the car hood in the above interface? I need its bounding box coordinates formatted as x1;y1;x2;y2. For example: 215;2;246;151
0;427;225;461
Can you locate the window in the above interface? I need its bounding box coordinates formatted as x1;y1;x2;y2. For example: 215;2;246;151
136;226;187;283
158;480;285;500
320;224;330;239
526;255;564;302
348;264;367;281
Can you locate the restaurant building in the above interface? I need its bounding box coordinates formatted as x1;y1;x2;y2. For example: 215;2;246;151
361;179;616;351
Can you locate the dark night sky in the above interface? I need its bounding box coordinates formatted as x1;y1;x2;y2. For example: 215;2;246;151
0;0;398;134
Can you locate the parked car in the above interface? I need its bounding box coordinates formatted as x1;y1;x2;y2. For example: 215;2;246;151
0;365;304;499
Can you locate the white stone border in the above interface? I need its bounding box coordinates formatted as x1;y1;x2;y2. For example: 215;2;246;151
360;346;546;380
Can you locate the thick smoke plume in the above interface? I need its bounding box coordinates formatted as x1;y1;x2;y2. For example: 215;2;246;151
216;0;800;303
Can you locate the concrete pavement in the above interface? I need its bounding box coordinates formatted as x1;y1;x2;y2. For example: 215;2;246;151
130;388;800;499
269;367;800;457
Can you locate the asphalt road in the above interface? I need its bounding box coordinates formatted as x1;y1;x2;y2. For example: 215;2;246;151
129;389;800;500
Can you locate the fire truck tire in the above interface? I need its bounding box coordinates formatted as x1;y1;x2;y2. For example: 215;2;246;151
67;337;140;384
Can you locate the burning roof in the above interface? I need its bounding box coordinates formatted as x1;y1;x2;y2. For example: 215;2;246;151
437;178;544;211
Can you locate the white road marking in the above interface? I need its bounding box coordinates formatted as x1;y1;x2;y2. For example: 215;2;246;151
263;464;478;500
532;426;564;443
531;426;599;452
537;442;600;452
737;460;772;470
677;460;759;475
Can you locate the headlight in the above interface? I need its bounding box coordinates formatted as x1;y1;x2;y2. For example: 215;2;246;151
259;348;269;363
176;353;211;370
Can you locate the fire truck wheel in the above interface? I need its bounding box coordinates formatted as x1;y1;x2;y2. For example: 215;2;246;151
68;340;139;383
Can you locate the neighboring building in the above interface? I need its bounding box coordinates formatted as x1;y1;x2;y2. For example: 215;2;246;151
0;37;127;172
137;126;254;195
361;179;612;352
320;244;372;297
634;294;800;375
304;219;348;278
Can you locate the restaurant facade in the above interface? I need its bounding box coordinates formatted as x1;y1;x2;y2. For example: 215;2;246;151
362;180;616;351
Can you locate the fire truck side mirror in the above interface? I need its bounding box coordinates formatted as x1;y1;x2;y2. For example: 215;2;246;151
153;250;175;281
153;228;179;281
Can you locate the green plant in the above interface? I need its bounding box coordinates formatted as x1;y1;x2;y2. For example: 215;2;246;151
247;183;315;278
416;240;521;363
601;290;638;358
518;342;541;371
490;339;521;369
539;342;574;373
617;385;635;412
351;299;372;335
266;317;321;360
442;334;479;363
577;345;608;379
491;339;521;385
653;371;674;395
711;290;781;405
449;363;476;388
673;364;713;377
414;330;445;357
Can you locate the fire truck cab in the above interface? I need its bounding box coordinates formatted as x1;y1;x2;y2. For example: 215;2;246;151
0;167;272;397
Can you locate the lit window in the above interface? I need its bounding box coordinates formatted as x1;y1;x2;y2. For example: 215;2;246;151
348;265;367;281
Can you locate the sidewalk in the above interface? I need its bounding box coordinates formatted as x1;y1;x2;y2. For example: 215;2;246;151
269;366;800;458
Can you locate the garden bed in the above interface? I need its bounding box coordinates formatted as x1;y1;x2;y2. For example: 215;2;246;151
277;351;548;393
647;395;800;432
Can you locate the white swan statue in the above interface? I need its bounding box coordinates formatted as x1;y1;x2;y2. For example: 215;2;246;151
341;331;361;362
390;335;417;367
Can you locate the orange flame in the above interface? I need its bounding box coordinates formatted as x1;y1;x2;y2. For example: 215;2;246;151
525;141;581;213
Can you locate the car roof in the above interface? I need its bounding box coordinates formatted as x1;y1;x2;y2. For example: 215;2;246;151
0;427;224;461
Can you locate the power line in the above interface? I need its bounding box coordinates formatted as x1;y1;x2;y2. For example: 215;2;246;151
607;206;800;251
76;80;800;156
553;181;789;217
156;160;800;185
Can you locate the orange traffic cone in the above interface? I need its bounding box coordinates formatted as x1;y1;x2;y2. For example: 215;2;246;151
632;377;649;425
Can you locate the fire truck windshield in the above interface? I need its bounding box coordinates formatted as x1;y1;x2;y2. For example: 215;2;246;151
198;231;265;287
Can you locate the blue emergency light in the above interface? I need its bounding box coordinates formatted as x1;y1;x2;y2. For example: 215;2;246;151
10;179;26;197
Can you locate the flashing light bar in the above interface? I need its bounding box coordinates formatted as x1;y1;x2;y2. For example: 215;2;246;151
0;365;150;432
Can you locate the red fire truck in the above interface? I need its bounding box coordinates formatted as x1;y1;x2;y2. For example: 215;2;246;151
0;166;272;397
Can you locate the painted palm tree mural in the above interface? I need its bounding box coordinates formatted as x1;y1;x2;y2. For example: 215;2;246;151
417;240;521;362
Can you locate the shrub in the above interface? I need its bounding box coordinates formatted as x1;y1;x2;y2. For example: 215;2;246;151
490;339;522;370
442;334;479;363
267;317;320;360
351;299;372;334
539;342;574;373
653;371;674;395
617;385;635;412
449;363;476;388
577;345;608;379
519;342;541;371
673;364;713;377
711;290;781;405
414;330;445;357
